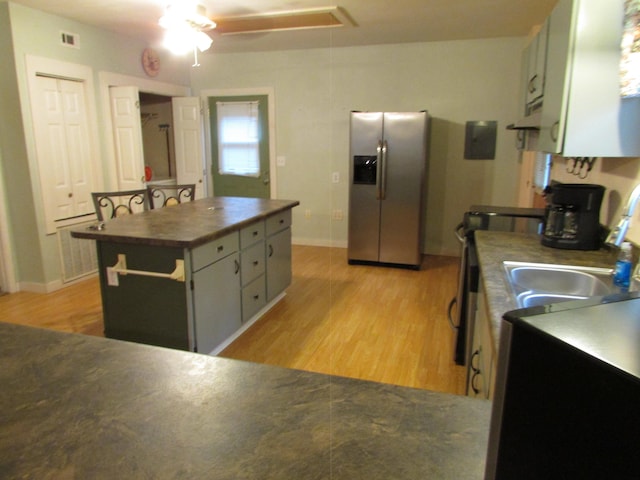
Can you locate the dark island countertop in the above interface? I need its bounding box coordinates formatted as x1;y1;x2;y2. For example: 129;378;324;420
474;231;618;355
71;197;300;248
0;322;490;479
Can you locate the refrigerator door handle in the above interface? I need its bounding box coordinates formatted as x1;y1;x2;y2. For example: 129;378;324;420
376;140;383;200
380;140;388;200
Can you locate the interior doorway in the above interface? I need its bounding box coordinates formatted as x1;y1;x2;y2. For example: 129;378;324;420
139;92;176;184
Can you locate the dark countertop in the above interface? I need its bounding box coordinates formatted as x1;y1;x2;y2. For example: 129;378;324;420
71;197;300;248
474;231;617;356
0;322;490;479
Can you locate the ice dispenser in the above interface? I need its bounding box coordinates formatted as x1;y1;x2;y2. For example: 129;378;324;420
352;155;377;185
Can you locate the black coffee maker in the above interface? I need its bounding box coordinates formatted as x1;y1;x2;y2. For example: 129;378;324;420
541;183;605;250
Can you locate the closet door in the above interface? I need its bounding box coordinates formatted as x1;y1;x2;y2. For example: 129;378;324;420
32;76;94;233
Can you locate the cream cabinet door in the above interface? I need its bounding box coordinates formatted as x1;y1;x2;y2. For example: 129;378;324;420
172;97;206;198
32;76;94;233
109;86;145;191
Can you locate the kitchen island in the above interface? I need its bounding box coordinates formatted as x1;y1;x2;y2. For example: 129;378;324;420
72;196;299;354
0;322;490;479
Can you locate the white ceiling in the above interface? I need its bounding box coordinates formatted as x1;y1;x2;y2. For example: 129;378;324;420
8;0;559;53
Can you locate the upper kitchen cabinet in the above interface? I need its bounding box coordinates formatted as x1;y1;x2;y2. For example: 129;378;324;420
524;19;549;112
536;0;640;157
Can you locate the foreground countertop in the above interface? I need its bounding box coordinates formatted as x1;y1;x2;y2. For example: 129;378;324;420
0;322;490;479
71;196;300;248
475;231;617;355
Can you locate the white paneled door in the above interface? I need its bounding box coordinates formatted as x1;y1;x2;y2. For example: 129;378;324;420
33;76;94;233
172;97;206;198
109;86;145;191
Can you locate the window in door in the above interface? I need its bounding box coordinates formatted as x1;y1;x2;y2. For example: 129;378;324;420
217;100;260;177
209;95;270;198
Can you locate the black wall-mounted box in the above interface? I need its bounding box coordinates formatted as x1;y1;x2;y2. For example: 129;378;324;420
464;121;497;160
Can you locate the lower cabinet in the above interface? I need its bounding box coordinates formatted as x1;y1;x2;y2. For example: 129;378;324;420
192;211;292;349
242;275;266;322
240;222;267;322
467;279;497;400
191;251;241;354
266;211;292;301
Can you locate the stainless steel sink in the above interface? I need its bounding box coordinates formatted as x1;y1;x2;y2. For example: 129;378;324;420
503;261;614;308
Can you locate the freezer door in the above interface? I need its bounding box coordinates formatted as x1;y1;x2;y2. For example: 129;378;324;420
379;112;428;266
348;112;383;262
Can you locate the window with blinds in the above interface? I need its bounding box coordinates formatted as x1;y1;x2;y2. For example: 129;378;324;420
216;100;260;177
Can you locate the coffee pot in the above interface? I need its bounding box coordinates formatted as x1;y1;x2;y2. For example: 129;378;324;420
541;183;605;250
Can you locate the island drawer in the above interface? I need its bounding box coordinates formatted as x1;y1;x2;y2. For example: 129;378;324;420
242;275;266;322
240;221;265;248
191;232;239;272
266;210;291;236
240;241;266;286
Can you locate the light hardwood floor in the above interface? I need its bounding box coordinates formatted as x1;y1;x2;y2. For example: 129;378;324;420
0;245;466;395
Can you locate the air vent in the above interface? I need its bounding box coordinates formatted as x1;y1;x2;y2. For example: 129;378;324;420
214;7;355;35
57;222;97;283
60;31;80;48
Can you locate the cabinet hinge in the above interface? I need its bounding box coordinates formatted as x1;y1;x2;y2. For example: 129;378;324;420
190;279;194;290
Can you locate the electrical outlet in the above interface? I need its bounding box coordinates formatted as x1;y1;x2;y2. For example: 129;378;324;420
332;172;340;183
332;209;344;220
107;267;119;287
304;209;311;219
277;155;286;167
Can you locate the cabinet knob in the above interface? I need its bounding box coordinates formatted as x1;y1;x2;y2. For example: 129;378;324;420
68;192;73;198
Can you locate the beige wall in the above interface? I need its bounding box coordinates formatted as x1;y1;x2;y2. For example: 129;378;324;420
190;37;527;256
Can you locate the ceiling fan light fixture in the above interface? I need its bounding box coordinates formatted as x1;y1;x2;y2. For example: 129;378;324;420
159;3;216;31
195;31;213;51
163;26;195;55
159;3;215;58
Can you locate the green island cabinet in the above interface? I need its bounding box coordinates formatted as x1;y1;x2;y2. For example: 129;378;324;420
72;197;298;354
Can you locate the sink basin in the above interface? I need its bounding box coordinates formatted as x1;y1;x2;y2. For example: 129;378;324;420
504;261;614;308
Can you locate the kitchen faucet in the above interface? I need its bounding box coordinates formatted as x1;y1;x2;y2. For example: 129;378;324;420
605;183;640;247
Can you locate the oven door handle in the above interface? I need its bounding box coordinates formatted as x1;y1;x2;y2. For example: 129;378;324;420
454;222;465;243
447;297;458;330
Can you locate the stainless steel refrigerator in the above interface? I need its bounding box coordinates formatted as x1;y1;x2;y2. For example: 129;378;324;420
348;111;429;269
